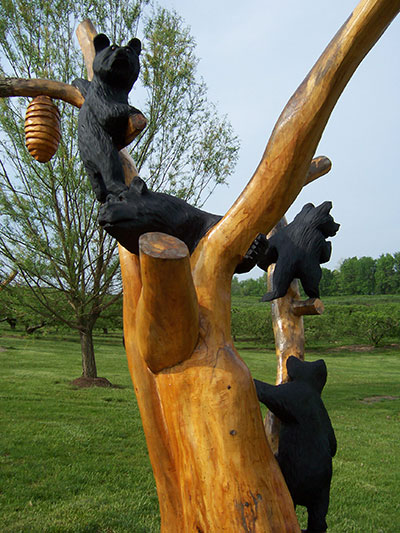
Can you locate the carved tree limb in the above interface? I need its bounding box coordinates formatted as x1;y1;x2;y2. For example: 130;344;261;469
135;233;199;373
305;155;331;186
0;270;17;291
192;0;400;291
0;77;84;107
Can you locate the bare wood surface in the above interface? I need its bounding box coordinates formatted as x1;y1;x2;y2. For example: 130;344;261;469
121;234;299;532
75;19;97;79
305;155;332;185
292;298;325;317
136;232;199;373
75;2;400;531
0;77;84;107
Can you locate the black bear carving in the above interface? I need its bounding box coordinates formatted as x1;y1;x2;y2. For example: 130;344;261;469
73;33;143;203
99;176;268;272
258;201;340;301
254;356;337;533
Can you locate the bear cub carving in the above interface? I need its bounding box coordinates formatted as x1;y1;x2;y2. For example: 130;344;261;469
73;33;142;203
258;201;340;301
254;356;337;533
99;176;268;272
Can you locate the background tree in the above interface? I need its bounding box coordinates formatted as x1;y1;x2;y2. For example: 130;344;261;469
319;267;338;296
338;257;360;295
134;6;239;205
0;0;239;378
375;253;398;294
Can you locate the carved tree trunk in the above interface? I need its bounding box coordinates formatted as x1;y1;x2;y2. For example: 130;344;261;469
1;1;398;531
117;3;400;531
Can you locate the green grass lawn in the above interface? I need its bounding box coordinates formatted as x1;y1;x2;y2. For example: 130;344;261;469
1;327;399;532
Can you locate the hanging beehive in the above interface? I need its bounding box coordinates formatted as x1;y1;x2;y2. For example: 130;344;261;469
25;96;61;163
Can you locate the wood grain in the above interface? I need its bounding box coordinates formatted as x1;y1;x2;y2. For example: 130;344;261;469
135;232;199;373
75;1;400;530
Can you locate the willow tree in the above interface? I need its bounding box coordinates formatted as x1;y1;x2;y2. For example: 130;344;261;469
0;0;239;378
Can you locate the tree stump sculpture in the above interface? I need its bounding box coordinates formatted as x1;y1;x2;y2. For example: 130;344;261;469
0;1;399;531
117;2;400;530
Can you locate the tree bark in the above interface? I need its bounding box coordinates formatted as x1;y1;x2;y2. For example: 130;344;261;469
79;326;97;378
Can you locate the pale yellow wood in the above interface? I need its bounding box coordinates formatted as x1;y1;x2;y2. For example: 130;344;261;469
136;232;199;373
75;19;97;79
73;2;400;531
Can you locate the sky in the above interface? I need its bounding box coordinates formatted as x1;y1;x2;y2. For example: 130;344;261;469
156;0;400;277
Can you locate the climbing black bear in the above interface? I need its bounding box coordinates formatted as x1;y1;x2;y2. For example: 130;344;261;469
258;201;340;301
254;356;337;533
73;33;142;203
98;176;268;272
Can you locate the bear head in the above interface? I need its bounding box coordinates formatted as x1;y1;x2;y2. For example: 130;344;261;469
293;201;340;238
286;356;327;394
92;33;141;92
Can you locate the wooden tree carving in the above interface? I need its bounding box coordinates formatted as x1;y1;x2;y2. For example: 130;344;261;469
118;2;400;531
0;1;399;531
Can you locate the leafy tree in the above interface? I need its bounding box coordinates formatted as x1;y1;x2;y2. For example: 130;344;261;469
392;251;400;293
356;256;376;295
231;275;243;296
135;7;239;205
319;267;338;296
0;0;239;377
240;275;267;298
375;253;398;294
338;257;360;295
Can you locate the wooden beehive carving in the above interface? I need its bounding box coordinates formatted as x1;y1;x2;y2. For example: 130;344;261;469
25;95;61;163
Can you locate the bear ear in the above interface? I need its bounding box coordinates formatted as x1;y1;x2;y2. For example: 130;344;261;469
127;37;142;56
93;33;110;53
316;201;333;215
131;176;148;194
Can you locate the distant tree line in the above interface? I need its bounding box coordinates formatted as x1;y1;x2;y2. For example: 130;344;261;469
232;253;400;298
320;253;400;296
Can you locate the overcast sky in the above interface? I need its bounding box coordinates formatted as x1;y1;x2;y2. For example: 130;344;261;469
156;0;400;277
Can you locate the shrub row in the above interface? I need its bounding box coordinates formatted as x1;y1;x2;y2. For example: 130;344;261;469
231;303;400;347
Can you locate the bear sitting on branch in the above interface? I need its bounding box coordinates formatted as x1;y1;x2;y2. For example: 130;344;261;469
258;201;340;301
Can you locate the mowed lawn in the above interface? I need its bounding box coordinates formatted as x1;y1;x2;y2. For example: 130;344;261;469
1;328;399;532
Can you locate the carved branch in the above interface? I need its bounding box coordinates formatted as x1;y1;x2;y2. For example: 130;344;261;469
292;298;324;317
0;270;17;291
305;156;331;186
0;77;84;107
76;19;97;79
193;0;400;280
135;233;199;373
